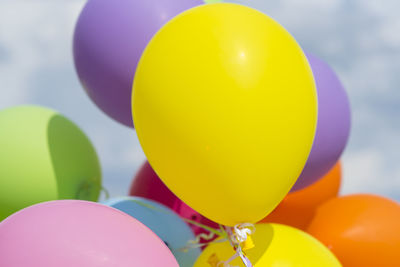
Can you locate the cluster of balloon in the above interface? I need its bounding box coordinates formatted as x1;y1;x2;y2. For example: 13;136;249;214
0;201;178;266
132;2;318;265
130;161;219;237
2;0;397;266
102;197;200;266
130;160;341;233
307;194;400;267
73;0;203;127
0;106;101;221
261;162;341;230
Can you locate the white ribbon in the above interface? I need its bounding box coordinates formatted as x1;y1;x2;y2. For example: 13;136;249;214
229;223;255;245
217;251;240;267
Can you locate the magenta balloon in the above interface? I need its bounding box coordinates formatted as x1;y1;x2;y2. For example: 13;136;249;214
292;53;351;191
130;161;219;237
0;200;178;267
73;0;202;127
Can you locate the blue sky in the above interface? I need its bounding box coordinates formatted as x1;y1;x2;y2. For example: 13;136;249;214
0;0;399;201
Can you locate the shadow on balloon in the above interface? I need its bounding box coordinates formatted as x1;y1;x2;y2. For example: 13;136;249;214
199;224;274;266
47;115;101;201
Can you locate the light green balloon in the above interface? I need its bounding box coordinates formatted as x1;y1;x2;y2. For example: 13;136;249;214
204;0;223;3
0;105;101;220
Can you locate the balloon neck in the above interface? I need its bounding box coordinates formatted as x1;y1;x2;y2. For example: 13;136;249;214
222;224;255;267
76;179;100;200
229;223;255;245
76;181;90;199
182;222;255;266
100;186;110;200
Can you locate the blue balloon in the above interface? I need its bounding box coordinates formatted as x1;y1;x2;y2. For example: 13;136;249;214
102;196;200;266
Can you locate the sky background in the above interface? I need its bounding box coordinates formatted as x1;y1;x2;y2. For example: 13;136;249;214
0;0;399;201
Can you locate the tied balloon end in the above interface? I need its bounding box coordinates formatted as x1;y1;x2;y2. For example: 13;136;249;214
229;223;255;245
223;223;255;267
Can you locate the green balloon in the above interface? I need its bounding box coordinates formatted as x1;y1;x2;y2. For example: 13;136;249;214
204;0;223;3
0;106;101;220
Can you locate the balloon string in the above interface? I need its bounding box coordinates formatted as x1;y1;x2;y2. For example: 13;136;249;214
101;185;110;200
190;231;217;244
180;220;228;252
182;220;254;266
183;219;227;238
230;223;255;244
180;236;227;252
223;224;255;267
216;250;240;267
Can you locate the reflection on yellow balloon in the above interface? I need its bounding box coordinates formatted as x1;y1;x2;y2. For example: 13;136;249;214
194;224;341;267
132;3;317;226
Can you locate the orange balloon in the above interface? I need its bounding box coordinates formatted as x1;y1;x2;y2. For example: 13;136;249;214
307;194;400;267
260;162;341;230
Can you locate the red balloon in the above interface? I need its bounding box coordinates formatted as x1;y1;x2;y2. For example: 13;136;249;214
130;161;219;237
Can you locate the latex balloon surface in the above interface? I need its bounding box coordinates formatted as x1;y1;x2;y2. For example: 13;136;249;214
0;105;101;221
307;194;400;267
103;196;200;266
74;0;202;127
130;161;219;236
0;200;178;267
194;223;341;266
132;3;317;226
261;162;341;230
292;53;350;191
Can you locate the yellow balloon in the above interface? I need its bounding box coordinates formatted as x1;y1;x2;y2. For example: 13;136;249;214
132;3;317;226
194;224;342;267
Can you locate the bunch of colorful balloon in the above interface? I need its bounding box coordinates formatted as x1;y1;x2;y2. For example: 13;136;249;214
124;2;398;267
74;0;399;266
1;1;399;267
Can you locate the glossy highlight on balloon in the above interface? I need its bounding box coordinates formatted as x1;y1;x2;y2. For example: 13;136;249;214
132;3;317;226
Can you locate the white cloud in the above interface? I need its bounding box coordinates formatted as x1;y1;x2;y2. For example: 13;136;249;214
0;0;145;198
0;0;399;200
342;148;400;195
0;1;85;106
228;0;400;200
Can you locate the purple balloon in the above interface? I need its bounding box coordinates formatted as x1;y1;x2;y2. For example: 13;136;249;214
291;53;351;191
73;0;202;127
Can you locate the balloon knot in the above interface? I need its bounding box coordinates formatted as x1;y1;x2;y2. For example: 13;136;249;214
230;223;255;245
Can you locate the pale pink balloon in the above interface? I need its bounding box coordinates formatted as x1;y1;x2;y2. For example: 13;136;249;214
0;200;179;267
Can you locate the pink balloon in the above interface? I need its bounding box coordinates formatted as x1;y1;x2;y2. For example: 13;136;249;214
0;200;178;267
